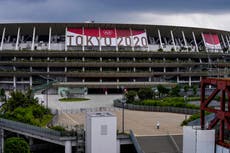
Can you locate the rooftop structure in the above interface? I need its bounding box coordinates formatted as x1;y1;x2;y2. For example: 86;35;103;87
0;23;229;93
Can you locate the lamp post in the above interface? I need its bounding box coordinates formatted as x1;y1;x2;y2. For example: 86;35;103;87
184;95;187;120
121;96;126;134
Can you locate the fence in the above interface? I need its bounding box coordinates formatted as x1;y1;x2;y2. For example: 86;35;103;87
114;100;199;115
59;107;121;114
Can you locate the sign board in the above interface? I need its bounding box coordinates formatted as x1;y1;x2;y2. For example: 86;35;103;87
203;33;222;50
66;28;148;48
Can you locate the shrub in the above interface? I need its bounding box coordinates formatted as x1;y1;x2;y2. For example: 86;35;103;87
4;137;30;153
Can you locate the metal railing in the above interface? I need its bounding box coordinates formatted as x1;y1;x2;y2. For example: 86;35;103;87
130;130;145;153
0;118;62;139
114;100;199;115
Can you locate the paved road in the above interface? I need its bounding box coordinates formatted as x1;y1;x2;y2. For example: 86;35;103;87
46;94;122;111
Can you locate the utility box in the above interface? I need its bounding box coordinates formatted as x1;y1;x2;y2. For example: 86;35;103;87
85;112;117;153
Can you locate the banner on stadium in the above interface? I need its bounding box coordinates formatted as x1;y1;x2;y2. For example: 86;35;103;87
203;33;222;50
66;28;148;47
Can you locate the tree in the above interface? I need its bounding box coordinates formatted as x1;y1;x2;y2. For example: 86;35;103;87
4;137;30;153
157;85;170;98
192;85;198;96
125;90;137;103
1;90;38;112
170;85;180;97
137;88;153;100
0;88;6;102
183;85;189;93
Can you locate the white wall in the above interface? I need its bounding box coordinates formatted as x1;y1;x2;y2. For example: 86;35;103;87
183;126;215;153
216;145;230;153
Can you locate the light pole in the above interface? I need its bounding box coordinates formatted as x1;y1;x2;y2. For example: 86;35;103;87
184;95;187;120
121;95;126;134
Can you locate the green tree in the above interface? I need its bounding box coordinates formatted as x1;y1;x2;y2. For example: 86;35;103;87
4;137;30;153
192;85;198;96
183;85;189;93
0;88;6;102
1;90;38;112
138;88;153;100
125;90;137;103
157;85;170;98
170;85;180;97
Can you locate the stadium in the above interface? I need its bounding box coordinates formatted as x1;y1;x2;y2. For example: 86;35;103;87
0;23;229;93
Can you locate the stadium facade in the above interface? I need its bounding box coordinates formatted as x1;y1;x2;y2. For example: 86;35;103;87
0;23;229;93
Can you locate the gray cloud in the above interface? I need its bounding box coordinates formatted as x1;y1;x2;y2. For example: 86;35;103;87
0;0;230;30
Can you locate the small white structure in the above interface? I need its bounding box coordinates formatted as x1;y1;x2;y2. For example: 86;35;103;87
216;145;230;153
183;126;215;153
85;112;117;153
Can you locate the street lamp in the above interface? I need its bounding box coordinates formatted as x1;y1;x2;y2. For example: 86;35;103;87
184;95;187;120
121;95;126;134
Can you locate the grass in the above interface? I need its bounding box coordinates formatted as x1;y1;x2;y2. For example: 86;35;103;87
59;97;90;102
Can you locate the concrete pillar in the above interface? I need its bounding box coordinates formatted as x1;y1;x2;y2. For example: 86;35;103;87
192;32;199;52
29;76;32;88
100;67;102;72
0;129;4;153
115;27;118;51
221;34;226;49
0;27;6;51
158;29;163;49
201;32;207;52
117;67;119;72
13;76;16;91
31;27;36;51
170;30;176;51
65;27;67;51
65;141;72;153
189;76;192;87
15;27;21;50
29;137;34;145
99;27;102;51
48;27;52;50
182;31;187;49
149;67;151;72
133;67;136;72
225;35;230;49
130;28;134;51
82;27;85;52
148;77;151;82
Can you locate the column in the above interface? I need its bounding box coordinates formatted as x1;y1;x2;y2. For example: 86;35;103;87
31;27;36;50
182;31;187;49
65;27;67;51
48;27;52;50
13;76;16;91
0;28;6;51
99;27;102;51
221;34;226;49
158;29;163;49
170;30;176;51
201;32;207;52
145;29;150;51
115;27;118;51
65;141;72;153
130;28;134;51
82;27;85;52
189;76;192;87
65;57;67;82
29;76;32;89
192;32;199;52
15;27;21;50
225;35;230;49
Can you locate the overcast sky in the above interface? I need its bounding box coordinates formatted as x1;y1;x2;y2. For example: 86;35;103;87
0;0;230;30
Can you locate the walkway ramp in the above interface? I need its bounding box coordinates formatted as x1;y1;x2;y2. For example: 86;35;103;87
130;130;182;153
